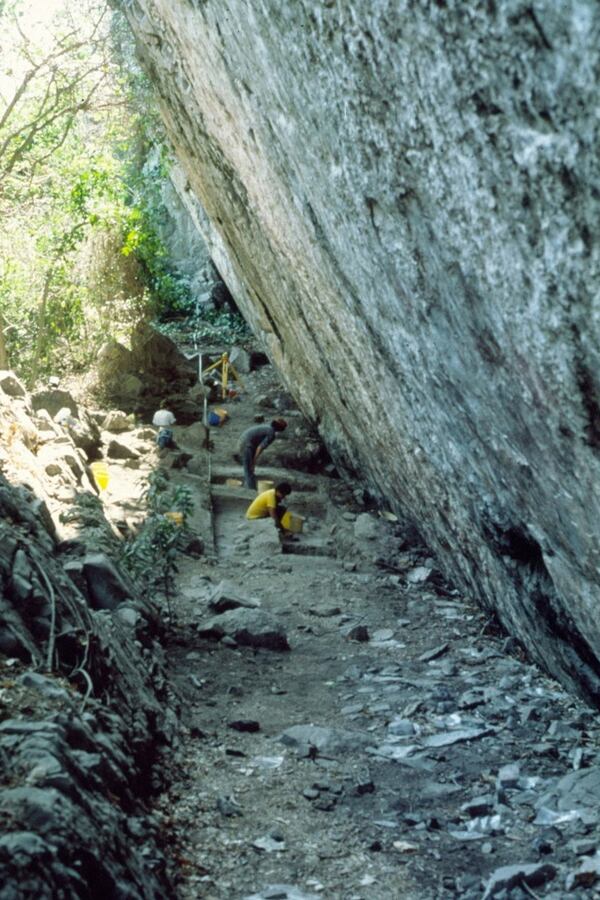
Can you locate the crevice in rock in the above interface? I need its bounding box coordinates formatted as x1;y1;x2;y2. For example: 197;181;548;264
572;339;600;451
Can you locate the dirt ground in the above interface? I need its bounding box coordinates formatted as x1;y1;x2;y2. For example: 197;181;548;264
98;354;600;900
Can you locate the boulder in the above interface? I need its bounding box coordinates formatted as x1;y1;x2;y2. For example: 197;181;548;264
82;553;134;610
102;411;135;434
0;371;26;398
229;346;251;374
119;374;144;401
97;339;134;378
129;322;194;380
54;410;101;461
197;608;289;651
106;440;139;461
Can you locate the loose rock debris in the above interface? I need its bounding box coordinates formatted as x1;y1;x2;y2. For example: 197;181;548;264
151;360;600;900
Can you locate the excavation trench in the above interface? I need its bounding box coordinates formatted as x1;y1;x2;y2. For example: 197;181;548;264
148;360;600;900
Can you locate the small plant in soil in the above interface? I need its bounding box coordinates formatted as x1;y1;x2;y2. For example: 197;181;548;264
121;470;194;618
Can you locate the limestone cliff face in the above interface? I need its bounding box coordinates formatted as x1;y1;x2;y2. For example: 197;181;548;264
122;1;600;702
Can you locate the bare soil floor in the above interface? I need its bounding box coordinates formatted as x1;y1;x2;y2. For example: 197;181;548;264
146;359;600;900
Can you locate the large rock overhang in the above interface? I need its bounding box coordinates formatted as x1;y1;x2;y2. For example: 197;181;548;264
120;0;600;704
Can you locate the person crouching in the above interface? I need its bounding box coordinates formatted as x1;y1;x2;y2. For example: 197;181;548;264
245;481;292;538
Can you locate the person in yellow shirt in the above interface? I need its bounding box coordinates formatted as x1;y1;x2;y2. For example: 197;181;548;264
246;481;292;535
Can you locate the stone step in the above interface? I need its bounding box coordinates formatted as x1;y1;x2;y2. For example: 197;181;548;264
210;464;318;491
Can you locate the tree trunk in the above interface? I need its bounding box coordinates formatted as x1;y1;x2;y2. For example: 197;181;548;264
30;269;53;386
0;313;8;370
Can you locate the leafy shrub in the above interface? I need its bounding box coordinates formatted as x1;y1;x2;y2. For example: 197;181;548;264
121;470;194;615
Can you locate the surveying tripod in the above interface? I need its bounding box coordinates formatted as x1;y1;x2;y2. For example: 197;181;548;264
201;352;244;400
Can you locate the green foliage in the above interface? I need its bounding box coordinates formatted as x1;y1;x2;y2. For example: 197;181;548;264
120;469;194;614
155;307;251;346
0;0;193;384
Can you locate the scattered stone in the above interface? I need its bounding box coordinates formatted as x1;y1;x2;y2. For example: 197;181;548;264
216;795;242;817
252;834;286;853
197;609;290;651
243;886;319;900
497;763;520;790
456;874;481;893
279;725;369;757
252;756;284;770
353;513;378;540
221;635;238;648
458;689;486;710
461;795;496;818
418;643;449;662
482;862;556;899
422;726;495;748
392;840;418;853
308;605;342;618
387;718;415;736
347;625;369;642
565;853;600;889
547;719;579;739
355;780;375;795
114;606;139;628
106;439;139;460
303;787;320;800
372;628;394;642
569;838;597;856
406;566;433;584
537;766;600;813
208;580;261;614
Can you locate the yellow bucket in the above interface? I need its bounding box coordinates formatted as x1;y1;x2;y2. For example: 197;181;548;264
257;479;275;493
165;511;184;526
281;510;304;534
90;461;109;492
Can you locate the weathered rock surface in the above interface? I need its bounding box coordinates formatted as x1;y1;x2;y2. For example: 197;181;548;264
122;1;600;704
0;379;175;896
96;324;194;410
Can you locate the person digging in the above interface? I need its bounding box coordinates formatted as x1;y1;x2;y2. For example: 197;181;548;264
245;481;294;541
238;418;287;490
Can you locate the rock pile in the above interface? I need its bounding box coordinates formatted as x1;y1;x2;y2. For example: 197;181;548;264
0;372;177;897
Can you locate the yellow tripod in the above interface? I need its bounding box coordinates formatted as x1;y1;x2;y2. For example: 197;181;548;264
202;353;244;399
